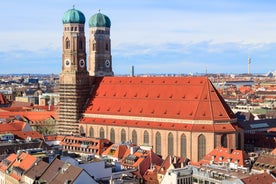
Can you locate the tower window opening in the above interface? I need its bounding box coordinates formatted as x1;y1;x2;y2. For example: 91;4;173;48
105;43;109;51
75;27;77;31
79;40;83;50
93;43;96;51
66;38;70;49
71;27;74;31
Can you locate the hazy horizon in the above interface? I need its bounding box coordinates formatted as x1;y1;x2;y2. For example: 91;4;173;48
0;0;276;75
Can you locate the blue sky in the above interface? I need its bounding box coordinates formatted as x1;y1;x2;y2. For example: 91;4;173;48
0;0;276;75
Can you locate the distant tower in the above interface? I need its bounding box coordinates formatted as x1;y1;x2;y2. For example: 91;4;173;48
58;7;90;135
88;11;114;76
130;65;135;77
248;52;251;75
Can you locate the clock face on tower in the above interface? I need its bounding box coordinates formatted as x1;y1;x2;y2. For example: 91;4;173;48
65;59;71;67
105;60;110;68
79;59;85;68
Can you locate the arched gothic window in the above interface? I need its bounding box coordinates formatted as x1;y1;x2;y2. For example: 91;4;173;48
168;132;174;155
100;127;105;139
79;126;84;136
237;132;242;150
221;134;227;148
79;40;83;50
198;134;206;161
144;130;149;145
155;132;161;155
105;43;109;51
181;134;187;157
110;128;115;143
93;43;96;51
66;38;70;49
121;129;126;142
89;127;94;137
132;130;137;144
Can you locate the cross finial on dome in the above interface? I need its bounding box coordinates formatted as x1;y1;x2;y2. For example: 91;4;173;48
98;9;101;13
73;4;75;9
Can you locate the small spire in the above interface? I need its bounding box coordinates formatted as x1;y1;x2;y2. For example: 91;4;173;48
73;4;75;9
98;9;101;13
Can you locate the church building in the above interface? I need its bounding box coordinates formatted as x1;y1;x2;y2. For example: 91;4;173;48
58;7;243;162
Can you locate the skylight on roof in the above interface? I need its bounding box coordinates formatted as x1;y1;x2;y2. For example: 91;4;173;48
250;123;269;129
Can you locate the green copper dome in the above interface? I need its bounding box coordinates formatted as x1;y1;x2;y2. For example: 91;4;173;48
89;12;111;28
62;7;85;24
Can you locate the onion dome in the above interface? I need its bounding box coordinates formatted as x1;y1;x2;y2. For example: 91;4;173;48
62;6;85;24
89;12;111;28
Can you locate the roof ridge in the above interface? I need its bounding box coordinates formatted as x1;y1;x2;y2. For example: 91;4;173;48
210;80;232;120
193;78;208;120
206;79;215;120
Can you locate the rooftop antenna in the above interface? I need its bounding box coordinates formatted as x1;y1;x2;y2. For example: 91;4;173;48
248;51;251;75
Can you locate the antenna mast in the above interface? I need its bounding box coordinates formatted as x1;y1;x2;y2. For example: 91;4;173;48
248;51;251;75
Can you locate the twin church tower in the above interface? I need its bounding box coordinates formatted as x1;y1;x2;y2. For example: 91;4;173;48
58;7;113;135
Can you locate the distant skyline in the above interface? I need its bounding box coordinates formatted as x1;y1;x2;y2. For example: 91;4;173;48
0;0;276;75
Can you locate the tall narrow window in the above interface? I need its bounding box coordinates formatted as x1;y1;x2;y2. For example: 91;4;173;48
121;129;126;142
132;130;137;144
221;134;227;148
100;127;105;139
181;134;187;157
89;127;94;137
105;43;109;51
168;132;174;155
198;134;206;161
93;43;96;51
237;133;242;150
66;38;70;49
144;130;149;145
110;128;115;143
79;126;84;136
156;132;161;155
79;40;83;50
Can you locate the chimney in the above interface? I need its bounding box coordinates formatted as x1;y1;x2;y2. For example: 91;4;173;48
130;147;134;155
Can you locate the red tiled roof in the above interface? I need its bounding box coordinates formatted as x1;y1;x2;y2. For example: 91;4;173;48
199;146;249;167
241;172;276;184
102;144;129;159
0;111;56;121
13;131;43;140
84;77;236;121
143;168;158;184
80;118;238;133
0;121;27;132
0;93;9;105
44;135;65;141
10;101;33;107
121;148;163;178
10;173;21;181
0;153;17;172
271;148;276;155
60;136;112;155
12;152;37;171
158;155;187;175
